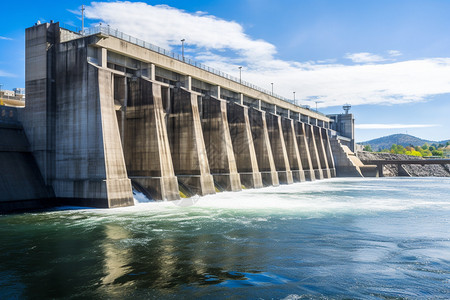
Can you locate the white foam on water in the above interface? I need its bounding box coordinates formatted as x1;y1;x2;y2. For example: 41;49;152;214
132;191;153;204
50;178;450;223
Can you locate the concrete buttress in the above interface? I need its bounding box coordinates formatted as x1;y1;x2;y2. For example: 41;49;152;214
248;108;279;186
282;118;306;182
322;128;336;177
123;77;180;200
305;124;324;180
295;122;315;181
202;96;241;191
168;88;215;196
23;23;134;207
315;126;331;179
266;113;294;184
227;102;263;189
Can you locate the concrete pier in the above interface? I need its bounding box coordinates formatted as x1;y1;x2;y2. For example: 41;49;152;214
266;113;293;184
314;126;331;179
22;22;133;207
123;78;180;200
202;96;241;191
295;122;316;181
249;108;279;186
227;102;263;188
282;119;306;182
168;88;215;196
305;124;324;180
322;128;336;177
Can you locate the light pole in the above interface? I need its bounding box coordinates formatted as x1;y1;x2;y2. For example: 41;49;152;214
239;66;242;83
315;101;320;112
181;39;185;61
271;83;273;96
293;92;296;105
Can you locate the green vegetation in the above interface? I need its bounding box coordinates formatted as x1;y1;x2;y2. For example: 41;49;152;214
363;145;372;152
374;143;448;157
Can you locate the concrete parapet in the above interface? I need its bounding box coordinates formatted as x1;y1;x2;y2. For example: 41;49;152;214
249;108;279;186
227;102;263;189
168;88;215;196
123;77;180;200
202;96;241;191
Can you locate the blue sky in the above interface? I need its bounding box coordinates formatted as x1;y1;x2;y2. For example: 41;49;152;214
1;0;450;142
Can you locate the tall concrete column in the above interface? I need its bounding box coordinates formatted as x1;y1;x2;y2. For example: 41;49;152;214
23;23;133;207
168;88;215;196
99;47;107;68
227;102;263;188
53;64;134;207
123;78;180;200
295;122;315;181
305;124;324;180
266;113;293;184
282;118;306;182
22;23;57;191
202;96;241;191
315;126;331;179
150;64;156;81
249;108;279;186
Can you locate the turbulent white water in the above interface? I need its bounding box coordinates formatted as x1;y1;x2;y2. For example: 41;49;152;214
107;177;450;216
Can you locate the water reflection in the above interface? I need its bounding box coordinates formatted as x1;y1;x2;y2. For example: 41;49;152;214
96;216;270;292
100;224;133;296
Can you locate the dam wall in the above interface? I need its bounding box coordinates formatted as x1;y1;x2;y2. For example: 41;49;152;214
15;22;338;209
0;107;51;212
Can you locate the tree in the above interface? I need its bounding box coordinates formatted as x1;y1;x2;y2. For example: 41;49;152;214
390;144;406;154
432;150;444;157
446;141;450;146
363;145;372;152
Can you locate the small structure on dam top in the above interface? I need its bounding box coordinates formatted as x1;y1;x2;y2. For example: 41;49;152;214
1;21;372;211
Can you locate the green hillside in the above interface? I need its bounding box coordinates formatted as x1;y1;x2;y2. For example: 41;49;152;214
360;134;449;151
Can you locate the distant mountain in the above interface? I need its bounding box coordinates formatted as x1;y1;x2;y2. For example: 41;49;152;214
360;134;449;151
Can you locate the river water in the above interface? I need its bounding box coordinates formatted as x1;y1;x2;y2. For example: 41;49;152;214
1;177;449;299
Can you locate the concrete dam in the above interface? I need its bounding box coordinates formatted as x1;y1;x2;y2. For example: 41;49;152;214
1;22;368;212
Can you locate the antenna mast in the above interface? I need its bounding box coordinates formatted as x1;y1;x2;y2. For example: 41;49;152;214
81;5;85;34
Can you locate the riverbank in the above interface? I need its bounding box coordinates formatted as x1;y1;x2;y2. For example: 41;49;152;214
357;151;450;177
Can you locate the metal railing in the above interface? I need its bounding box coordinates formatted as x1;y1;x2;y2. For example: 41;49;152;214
61;24;326;117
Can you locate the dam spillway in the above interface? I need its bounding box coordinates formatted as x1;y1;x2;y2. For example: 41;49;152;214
16;22;340;209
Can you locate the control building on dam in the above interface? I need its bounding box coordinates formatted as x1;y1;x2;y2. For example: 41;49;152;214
0;21;372;211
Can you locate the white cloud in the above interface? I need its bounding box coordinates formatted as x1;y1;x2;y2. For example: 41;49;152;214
0;36;12;40
0;70;15;77
84;2;450;108
345;52;386;63
85;2;275;62
356;124;440;129
388;50;402;57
